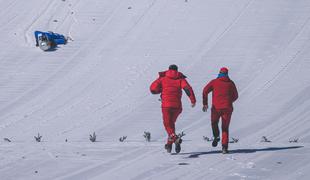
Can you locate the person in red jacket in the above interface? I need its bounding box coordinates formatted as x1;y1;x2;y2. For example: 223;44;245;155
202;67;238;154
150;64;196;153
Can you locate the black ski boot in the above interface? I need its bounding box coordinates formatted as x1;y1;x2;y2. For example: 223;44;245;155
174;136;183;154
165;144;172;153
222;145;229;154
212;137;220;147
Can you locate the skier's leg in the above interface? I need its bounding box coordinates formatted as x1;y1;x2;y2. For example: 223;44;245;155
211;107;221;147
171;108;182;132
211;107;220;138
221;109;232;148
162;108;175;145
171;108;182;153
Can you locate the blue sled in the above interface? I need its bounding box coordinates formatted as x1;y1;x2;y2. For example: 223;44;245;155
34;31;67;51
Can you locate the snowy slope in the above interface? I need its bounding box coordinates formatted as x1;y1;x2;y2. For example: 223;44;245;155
0;0;310;179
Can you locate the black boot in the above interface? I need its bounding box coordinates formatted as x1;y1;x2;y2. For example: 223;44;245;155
174;136;182;154
222;145;229;154
212;137;220;147
165;144;172;153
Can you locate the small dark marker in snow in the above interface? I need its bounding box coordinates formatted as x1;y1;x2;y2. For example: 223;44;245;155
4;138;11;142
81;154;86;156
53;20;58;22
71;12;74;14
178;163;189;165
35;171;38;173
128;7;132;9
277;162;282;164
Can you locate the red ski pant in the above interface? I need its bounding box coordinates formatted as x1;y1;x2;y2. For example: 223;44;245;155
162;108;182;144
211;107;233;146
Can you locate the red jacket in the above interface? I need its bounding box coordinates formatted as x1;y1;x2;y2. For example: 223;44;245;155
150;70;196;109
203;76;238;109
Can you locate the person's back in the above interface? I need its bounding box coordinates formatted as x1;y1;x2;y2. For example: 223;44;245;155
206;76;238;110
153;69;192;109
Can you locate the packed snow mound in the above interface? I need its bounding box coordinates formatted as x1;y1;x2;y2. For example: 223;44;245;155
0;0;310;179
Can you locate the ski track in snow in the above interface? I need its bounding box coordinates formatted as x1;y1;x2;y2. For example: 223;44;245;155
1;0;310;179
186;0;255;71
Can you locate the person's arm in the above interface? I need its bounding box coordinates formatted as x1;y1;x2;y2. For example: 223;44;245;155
150;77;162;94
202;80;213;111
231;81;238;102
181;79;196;107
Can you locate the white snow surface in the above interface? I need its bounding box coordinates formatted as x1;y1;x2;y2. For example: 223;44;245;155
1;0;310;179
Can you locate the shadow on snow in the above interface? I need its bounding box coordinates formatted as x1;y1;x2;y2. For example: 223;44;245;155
178;146;304;158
